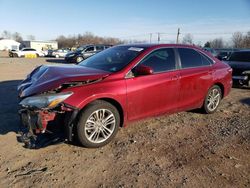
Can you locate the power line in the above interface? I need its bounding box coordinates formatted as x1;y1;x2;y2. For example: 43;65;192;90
118;31;249;39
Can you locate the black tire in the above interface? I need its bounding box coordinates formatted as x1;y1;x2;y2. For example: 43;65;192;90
203;85;222;114
76;100;120;148
36;53;39;57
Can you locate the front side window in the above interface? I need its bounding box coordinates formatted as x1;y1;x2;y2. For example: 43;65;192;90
139;48;176;73
85;47;94;52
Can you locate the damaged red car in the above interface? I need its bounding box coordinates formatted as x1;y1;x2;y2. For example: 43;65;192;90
18;44;232;148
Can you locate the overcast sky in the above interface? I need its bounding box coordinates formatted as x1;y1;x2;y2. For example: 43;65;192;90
0;0;250;44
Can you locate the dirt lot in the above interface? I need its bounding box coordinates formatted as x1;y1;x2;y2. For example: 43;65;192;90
0;53;249;187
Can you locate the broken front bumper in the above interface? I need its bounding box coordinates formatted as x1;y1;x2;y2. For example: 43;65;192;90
18;108;57;148
18;105;79;149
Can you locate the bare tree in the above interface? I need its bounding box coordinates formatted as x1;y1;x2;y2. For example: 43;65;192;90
2;30;11;39
243;31;250;48
56;32;121;49
182;33;193;44
27;35;35;40
210;38;224;48
232;32;243;48
204;41;211;48
12;32;23;42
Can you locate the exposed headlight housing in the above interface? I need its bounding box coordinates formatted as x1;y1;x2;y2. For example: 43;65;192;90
19;92;73;109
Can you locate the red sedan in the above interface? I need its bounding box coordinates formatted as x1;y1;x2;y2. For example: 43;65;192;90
18;44;232;148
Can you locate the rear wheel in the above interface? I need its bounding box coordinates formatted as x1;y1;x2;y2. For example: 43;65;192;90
76;100;120;148
203;85;222;114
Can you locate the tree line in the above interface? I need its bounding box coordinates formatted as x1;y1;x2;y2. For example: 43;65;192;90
182;31;250;49
2;30;250;49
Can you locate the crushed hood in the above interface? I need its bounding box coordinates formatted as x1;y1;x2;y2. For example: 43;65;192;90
18;65;110;97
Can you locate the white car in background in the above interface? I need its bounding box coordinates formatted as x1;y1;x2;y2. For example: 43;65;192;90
51;49;70;58
11;48;44;57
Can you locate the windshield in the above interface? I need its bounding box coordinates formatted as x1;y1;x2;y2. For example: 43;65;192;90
228;51;250;62
76;46;87;52
79;46;145;72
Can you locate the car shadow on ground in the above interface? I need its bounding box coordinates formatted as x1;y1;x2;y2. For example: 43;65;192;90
45;58;67;64
240;98;250;106
0;80;22;135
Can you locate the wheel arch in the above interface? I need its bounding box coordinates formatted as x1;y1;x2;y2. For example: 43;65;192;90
213;82;225;98
80;97;125;127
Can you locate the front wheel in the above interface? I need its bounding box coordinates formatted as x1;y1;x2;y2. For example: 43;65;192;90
76;100;120;148
76;56;84;63
203;85;222;114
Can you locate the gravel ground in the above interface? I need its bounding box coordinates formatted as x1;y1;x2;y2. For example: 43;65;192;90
0;53;249;187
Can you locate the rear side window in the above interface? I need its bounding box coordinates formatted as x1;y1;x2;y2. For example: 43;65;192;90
228;51;250;62
96;46;104;51
178;48;204;68
140;48;176;73
200;54;213;66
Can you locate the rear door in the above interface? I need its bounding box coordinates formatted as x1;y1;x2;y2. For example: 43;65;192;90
83;46;95;58
177;48;213;111
126;48;181;121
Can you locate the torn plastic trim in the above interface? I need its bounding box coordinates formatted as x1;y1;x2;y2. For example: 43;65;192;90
51;77;105;93
18;103;80;148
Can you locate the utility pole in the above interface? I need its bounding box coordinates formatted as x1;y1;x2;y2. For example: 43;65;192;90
157;32;160;44
149;33;152;43
176;28;180;44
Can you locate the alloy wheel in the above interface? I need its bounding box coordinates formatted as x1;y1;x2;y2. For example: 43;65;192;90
84;109;116;143
206;88;221;111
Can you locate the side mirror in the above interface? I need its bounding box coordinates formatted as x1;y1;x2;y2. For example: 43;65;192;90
133;65;153;76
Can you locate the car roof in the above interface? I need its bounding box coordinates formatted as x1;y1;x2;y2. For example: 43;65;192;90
79;44;112;47
234;49;250;52
117;43;203;50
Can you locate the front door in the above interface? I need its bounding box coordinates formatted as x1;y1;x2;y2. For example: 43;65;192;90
126;48;180;121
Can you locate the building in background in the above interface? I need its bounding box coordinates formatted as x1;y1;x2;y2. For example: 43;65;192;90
0;39;20;50
21;40;58;51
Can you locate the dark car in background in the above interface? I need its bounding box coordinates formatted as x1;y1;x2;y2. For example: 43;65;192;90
65;44;112;64
224;50;250;87
216;51;233;60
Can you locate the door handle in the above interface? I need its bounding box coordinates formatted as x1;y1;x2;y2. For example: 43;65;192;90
208;70;213;75
171;75;179;81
